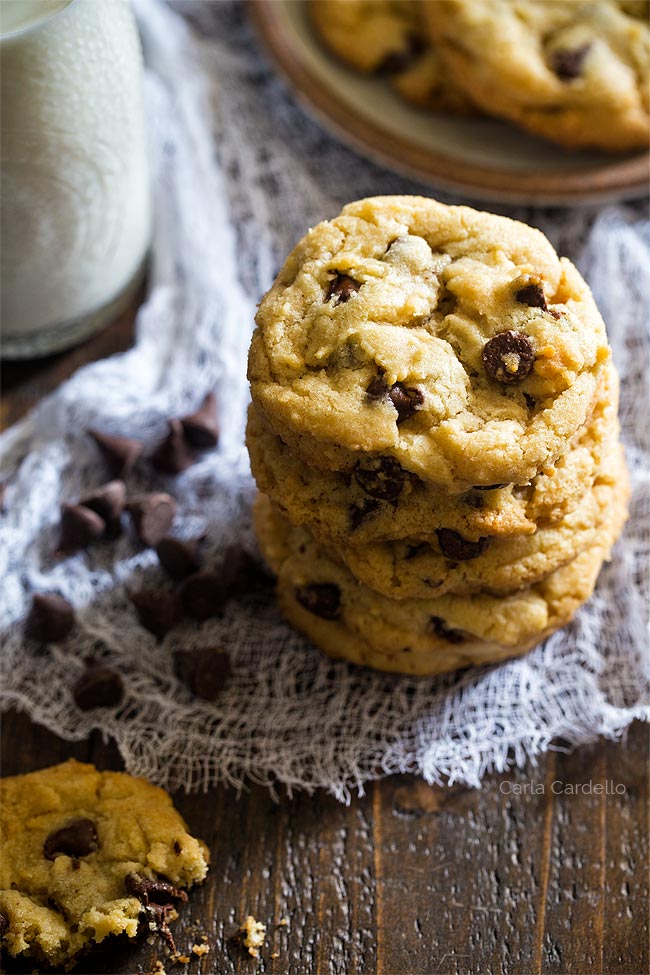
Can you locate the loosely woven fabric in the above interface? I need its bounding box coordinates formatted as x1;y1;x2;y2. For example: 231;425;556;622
1;0;648;801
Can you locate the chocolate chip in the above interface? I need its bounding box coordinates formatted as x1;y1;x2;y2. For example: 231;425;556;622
350;499;380;530
127;493;177;547
58;503;106;554
73;665;124;710
366;375;389;401
295;583;341;620
462;491;486;509
524;392;537;411
430;616;466;645
436;529;490;561
378;33;425;74
219;546;273;597
25;593;75;642
0;912;8;938
180;572;226;621
180;392;219;449
550;43;591;80
80;480;127;538
155;537;203;581
388;383;424;423
482;331;535;384
124;873;188;954
515;282;547;310
472;483;508;491
326;273;361;305
354;457;405;501
130;588;183;639
152;419;197;474
44;818;99;860
89;429;143;479
174;647;231;701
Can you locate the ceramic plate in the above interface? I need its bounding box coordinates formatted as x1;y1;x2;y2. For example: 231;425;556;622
250;0;650;206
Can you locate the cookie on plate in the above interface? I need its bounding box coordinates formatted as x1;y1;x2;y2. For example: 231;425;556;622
254;473;629;675
248;196;610;491
247;357;618;546
309;0;475;114
0;760;209;967
423;0;650;151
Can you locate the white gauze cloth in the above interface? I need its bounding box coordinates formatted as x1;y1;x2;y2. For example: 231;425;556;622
1;0;648;801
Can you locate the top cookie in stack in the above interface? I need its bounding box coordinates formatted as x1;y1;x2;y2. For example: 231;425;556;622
247;196;628;676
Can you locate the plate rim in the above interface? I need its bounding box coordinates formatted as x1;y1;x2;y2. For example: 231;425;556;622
249;0;650;207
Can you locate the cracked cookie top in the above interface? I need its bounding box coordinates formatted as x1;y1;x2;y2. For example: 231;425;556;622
248;196;610;490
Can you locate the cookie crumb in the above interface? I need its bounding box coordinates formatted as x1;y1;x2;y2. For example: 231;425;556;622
271;951;280;959
277;917;289;927
152;962;167;975
238;915;267;957
191;943;210;957
171;953;190;965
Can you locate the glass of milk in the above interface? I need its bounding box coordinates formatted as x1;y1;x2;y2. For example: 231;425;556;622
0;0;151;358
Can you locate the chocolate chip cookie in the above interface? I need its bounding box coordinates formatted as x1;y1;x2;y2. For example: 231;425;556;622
246;360;619;545
0;760;209;967
248;196;610;491
423;0;650;151
253;476;629;675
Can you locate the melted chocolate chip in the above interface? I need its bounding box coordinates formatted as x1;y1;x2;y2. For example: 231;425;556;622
58;503;106;554
366;376;389;401
462;492;486;509
295;583;341;620
25;593;75;642
174;647;231;701
152;420;198;474
430;616;466;645
354;457;405;501
44;818;99;860
124;872;188;954
130;588;183;639
180;572;226;621
350;499;380;530
388;383;424;423
550;43;591;80
514;282;547;310
73;665;124;710
482;331;535;384
378;33;426;74
155;537;203;581
127;493;177;547
80;480;127;538
89;429;143;479
326;273;361;305
436;529;490;561
180;392;220;449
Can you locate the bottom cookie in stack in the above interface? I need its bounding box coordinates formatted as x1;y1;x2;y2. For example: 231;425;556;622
253;455;629;676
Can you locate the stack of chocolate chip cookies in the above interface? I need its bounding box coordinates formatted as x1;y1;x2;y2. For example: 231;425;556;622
246;195;629;676
309;0;650;152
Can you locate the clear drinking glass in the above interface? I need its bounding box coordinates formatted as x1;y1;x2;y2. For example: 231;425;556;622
0;0;151;358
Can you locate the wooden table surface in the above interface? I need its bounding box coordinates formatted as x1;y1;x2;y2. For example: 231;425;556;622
1;302;648;975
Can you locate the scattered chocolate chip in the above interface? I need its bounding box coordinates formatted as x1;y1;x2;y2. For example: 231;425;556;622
155;537;203;581
25;593;75;642
152;419;197;474
430;616;466;645
124;873;187;954
44;818;99;860
378;32;426;74
515;282;547;310
354;456;405;501
550;43;591;80
127;493;177;547
295;583;341;620
472;483;508;491
180;572;226;621
73;665;124;710
89;429;143;479
180;392;219;449
326;273;361;305
57;503;106;554
218;546;273;598
130;588;183;640
482;331;535;385
174;647;231;701
350;499;380;530
388;383;424;423
436;528;490;561
0;912;8;938
366;375;389;401
80;480;127;538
